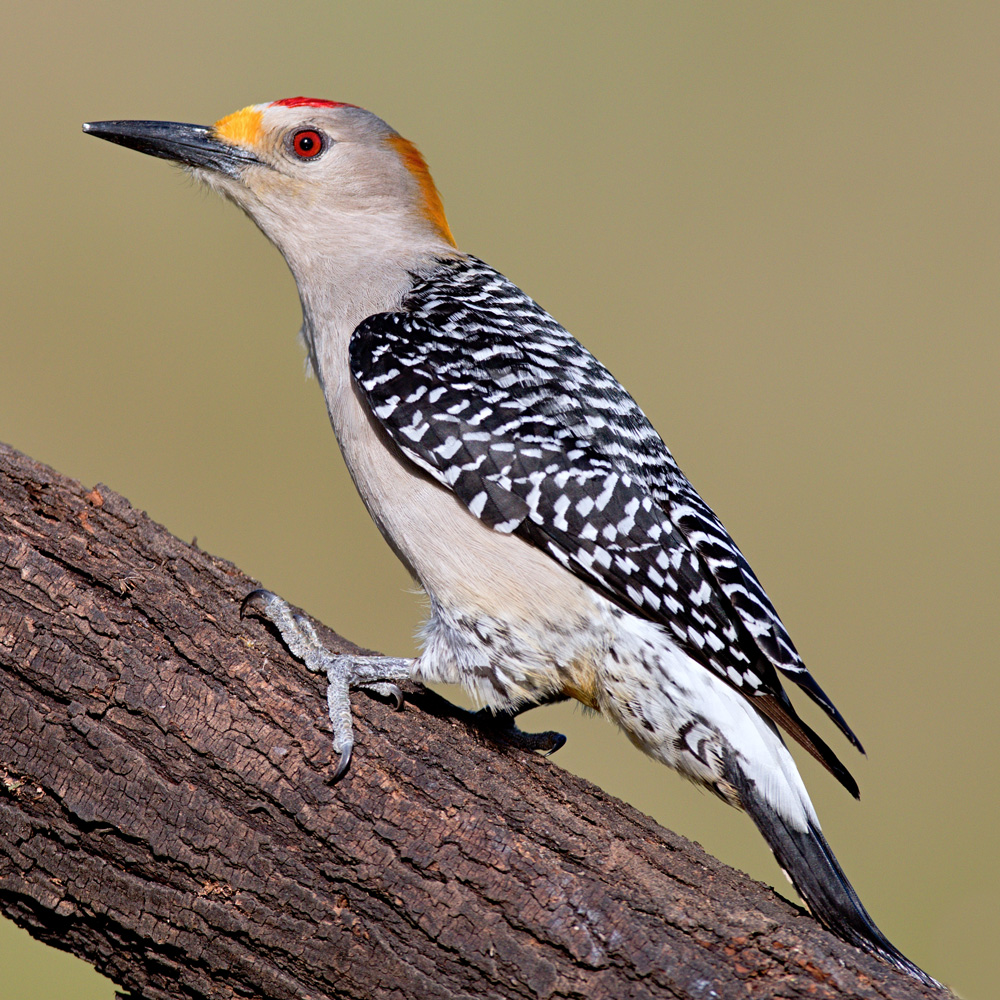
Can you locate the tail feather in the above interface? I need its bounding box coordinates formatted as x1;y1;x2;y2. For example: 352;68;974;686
729;762;941;988
753;692;860;799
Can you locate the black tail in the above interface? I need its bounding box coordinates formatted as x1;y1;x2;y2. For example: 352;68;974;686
731;767;940;988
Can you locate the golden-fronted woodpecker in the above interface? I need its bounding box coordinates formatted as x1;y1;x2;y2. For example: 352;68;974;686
83;99;938;987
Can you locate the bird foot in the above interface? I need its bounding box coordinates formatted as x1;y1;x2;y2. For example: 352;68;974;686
240;589;411;782
469;706;567;756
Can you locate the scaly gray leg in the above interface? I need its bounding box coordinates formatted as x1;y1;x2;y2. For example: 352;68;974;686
240;589;412;782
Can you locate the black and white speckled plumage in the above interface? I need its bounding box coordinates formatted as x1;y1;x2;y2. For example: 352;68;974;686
351;256;860;785
92;99;939;986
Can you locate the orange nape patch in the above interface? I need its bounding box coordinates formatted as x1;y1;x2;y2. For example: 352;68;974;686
213;105;264;148
387;134;456;247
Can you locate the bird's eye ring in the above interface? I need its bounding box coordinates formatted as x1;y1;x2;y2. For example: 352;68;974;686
291;129;325;159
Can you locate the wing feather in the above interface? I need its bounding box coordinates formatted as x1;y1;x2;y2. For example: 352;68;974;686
350;258;862;779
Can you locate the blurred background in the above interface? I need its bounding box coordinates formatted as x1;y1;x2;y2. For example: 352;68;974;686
2;3;996;996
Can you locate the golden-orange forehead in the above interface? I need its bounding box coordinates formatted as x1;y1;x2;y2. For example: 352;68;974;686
213;105;265;146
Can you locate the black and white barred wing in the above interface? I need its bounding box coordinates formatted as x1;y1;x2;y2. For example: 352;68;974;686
660;481;862;751
351;259;860;770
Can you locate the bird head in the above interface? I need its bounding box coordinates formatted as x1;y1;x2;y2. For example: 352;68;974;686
83;98;457;272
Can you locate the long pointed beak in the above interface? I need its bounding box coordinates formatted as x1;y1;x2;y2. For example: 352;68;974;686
82;120;259;177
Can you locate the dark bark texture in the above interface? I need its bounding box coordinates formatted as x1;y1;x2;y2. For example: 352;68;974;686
0;442;948;1000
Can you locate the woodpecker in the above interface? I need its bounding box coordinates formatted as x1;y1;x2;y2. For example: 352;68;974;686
84;99;938;987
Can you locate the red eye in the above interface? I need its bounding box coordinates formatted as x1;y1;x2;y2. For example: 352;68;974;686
291;129;324;158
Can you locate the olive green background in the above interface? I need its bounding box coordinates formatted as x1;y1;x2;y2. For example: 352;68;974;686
2;3;996;997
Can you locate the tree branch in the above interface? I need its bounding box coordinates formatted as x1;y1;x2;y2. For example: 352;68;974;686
0;442;947;999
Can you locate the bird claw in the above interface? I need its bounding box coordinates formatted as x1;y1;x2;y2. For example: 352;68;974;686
359;681;405;710
330;745;353;785
471;707;568;756
243;588;565;776
241;588;412;780
240;588;272;620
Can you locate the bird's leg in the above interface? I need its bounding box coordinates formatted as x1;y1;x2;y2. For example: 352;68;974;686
470;693;569;755
240;589;412;782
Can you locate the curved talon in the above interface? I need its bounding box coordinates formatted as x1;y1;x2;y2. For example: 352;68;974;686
330;745;353;784
356;681;405;709
240;588;273;620
388;683;404;711
235;587;412;783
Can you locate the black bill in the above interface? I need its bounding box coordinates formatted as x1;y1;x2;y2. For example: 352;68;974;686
82;120;259;176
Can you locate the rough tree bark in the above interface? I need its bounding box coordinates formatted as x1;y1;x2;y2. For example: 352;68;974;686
0;442;947;1000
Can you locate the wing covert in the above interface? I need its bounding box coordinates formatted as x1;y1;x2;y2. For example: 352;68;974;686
350;258;861;763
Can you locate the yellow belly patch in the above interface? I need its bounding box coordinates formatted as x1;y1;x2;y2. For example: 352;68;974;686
560;656;601;710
